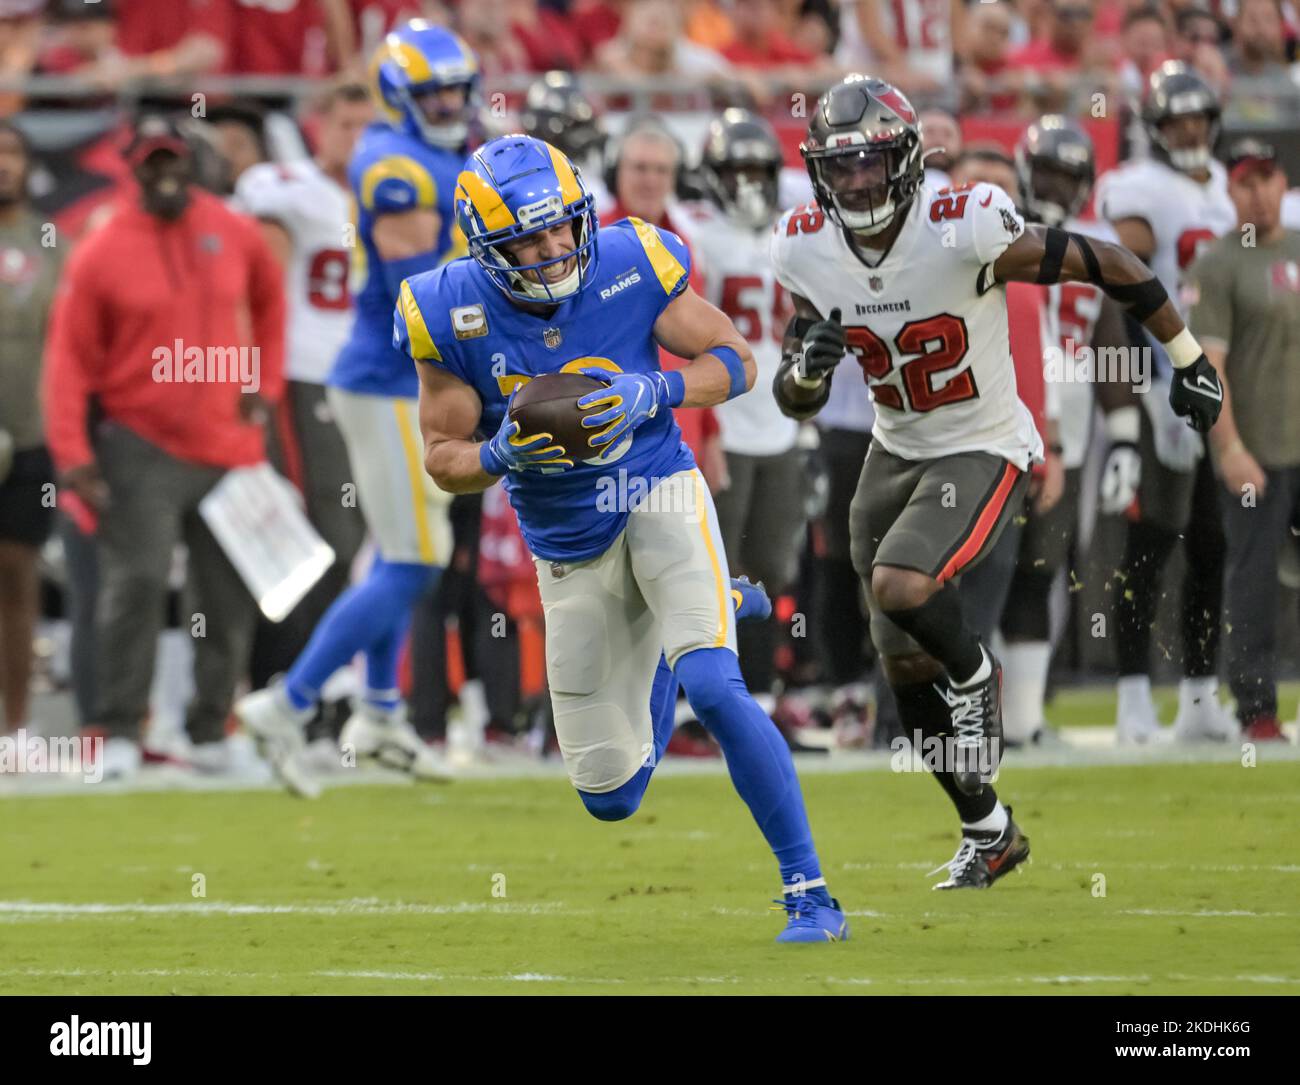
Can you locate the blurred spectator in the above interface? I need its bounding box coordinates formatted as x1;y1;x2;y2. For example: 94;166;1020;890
686;0;733;49
789;0;837;57
919;106;961;187
1188;140;1300;741
226;0;354;77
593;0;732;80
1229;0;1293;78
1172;6;1230;94
42;115;286;779
511;0;585;71
0;118;62;732
571;0;631;59
35;0;115;80
959;0;1024;112
456;0;530;76
599;118;726;492
1006;0;1108;111
1116;6;1171;96
836;0;956;94
720;0;815;67
205;101;268;195
0;0;43;116
351;1;425;64
106;0;230;85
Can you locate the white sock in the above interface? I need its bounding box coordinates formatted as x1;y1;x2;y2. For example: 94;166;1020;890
1116;674;1153;712
1001;640;1051;744
952;645;991;689
1179;676;1218;704
963;803;1009;837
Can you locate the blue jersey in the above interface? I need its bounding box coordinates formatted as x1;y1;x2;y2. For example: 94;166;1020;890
395;217;697;562
330;123;467;398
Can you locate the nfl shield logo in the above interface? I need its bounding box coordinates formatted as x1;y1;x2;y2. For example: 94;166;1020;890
869;275;883;292
543;327;563;349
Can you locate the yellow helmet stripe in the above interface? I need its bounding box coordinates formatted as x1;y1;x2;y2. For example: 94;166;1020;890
629;217;686;296
456;169;515;232
398;280;442;363
545;142;583;207
382;38;433;83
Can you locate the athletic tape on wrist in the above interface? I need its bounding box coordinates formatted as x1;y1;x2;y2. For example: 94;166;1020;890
1162;327;1202;370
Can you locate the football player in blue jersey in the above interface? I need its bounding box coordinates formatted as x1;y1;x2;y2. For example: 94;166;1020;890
236;21;477;795
394;134;849;943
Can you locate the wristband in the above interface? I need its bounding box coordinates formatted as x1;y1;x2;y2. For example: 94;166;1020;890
1106;406;1140;444
706;345;748;400
1162;327;1202;370
479;440;507;477
658;368;686;408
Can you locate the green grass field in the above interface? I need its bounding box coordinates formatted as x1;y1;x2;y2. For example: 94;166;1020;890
2;758;1298;995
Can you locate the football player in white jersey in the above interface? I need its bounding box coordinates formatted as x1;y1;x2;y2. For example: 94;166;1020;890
1094;62;1238;743
234;80;372;697
773;76;1223;888
999;115;1133;745
679;109;802;699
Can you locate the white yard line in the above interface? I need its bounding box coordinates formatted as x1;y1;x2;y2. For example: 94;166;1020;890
0;899;580;918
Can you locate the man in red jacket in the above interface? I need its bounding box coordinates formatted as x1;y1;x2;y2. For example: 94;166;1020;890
43;114;286;780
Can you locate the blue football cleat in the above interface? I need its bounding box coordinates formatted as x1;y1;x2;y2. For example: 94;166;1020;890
772;896;850;943
730;576;772;623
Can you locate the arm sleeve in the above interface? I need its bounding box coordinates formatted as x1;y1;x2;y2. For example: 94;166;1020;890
1186;249;1232;351
41;255;103;474
246;221;287;404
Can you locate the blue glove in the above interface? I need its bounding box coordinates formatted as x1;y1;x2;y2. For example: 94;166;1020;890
480;397;575;476
576;367;686;448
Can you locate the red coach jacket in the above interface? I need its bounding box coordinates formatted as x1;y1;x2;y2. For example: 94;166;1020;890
44;187;286;475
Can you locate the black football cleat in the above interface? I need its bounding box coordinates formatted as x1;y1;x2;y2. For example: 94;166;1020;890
936;651;1003;795
929;809;1030;890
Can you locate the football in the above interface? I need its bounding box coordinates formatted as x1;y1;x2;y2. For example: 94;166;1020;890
508;371;610;462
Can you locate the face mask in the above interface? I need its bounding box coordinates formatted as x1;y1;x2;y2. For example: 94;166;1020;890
727;174;775;229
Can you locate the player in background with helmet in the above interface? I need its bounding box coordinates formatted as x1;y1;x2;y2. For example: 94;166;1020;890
773;76;1222;888
233;80;373;698
518;70;609;207
1093;61;1237;744
999;115;1133;745
677;109;803;703
399;134;850;943
235;22;476;795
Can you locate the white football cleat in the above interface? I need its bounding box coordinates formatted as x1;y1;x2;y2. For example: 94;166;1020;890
234;685;320;799
1171;678;1236;742
340;705;452;782
1115;676;1161;745
99;737;142;782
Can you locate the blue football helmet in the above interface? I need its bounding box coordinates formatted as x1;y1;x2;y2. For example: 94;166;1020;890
455;135;599;305
371;20;479;150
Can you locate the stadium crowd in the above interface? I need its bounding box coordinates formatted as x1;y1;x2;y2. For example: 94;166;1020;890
1;0;1299;783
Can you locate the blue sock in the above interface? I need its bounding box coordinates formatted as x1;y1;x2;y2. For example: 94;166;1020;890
578;654;679;822
674;646;831;903
283;558;439;711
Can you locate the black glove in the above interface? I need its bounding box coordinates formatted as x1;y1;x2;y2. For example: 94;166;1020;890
1169;354;1223;433
799;306;847;381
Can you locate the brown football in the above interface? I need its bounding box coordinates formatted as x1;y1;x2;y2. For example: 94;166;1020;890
508;372;611;462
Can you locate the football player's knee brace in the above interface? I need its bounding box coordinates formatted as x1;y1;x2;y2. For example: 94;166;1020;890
578;768;650;822
675;647;746;732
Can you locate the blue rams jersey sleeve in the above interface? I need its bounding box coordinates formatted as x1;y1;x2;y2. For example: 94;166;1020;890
329;123;468;399
395;217;697;562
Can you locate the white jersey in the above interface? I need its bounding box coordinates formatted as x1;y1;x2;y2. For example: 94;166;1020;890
1045;216;1117;469
236;159;355;384
1095;157;1235;316
677;201;799;456
771;182;1041;469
